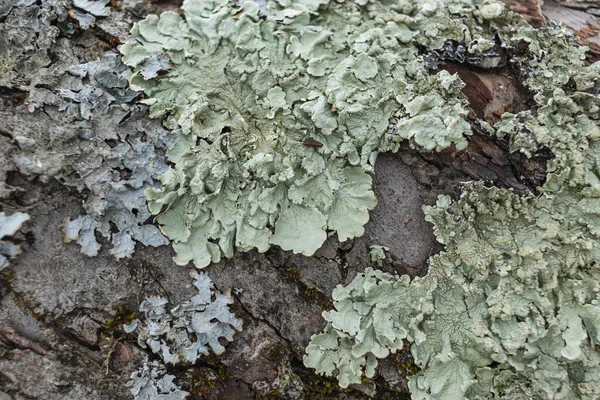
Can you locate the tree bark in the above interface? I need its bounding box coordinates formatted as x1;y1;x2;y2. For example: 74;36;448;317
0;1;597;399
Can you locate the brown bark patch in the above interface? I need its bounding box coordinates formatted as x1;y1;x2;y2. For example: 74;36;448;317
541;0;600;62
502;0;546;27
440;64;531;125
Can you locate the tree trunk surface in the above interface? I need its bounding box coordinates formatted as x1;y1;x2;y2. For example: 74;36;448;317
0;1;598;399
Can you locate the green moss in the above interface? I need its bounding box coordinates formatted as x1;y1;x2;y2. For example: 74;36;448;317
389;345;419;377
109;0;122;11
10;91;27;105
304;287;333;311
103;305;136;331
283;266;301;282
266;343;292;363
185;367;224;397
300;369;368;399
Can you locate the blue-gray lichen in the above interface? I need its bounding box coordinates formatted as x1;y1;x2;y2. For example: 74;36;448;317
304;3;600;399
120;0;473;268
59;53;173;260
0;211;30;270
0;0;111;94
1;1;173;259
127;360;189;400
125;270;242;364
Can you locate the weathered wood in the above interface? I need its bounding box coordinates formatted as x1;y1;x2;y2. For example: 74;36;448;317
543;0;600;61
503;0;546;27
503;0;600;61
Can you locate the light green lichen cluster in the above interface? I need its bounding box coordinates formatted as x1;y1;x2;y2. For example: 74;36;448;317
305;5;600;399
307;167;600;397
304;267;428;388
120;0;479;268
424;182;599;399
121;1;600;395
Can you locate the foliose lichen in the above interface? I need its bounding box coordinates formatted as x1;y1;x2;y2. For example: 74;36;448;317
125;270;243;364
127;360;189;400
306;173;600;397
305;2;600;399
0;211;30;270
0;0;114;99
120;0;475;268
58;53;173;260
1;1;174;259
368;245;388;267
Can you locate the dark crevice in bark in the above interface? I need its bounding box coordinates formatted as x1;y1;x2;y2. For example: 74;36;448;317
414;36;551;196
54;325;102;352
0;86;29;107
231;290;295;355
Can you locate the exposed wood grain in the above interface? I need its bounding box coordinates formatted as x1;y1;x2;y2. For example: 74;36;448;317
503;0;600;62
543;0;600;62
441;64;531;125
503;0;546;27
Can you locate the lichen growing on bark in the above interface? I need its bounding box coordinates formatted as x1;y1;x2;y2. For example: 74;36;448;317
306;163;600;397
120;0;474;268
58;53;173;260
127;360;189;400
304;1;600;398
125;270;243;364
1;1;173;260
0;211;29;270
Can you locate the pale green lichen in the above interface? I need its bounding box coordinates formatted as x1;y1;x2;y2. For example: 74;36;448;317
120;0;474;268
306;177;600;397
368;245;388;266
305;4;600;399
304;267;427;388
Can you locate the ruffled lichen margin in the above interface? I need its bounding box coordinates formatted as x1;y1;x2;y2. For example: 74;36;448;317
119;0;473;268
121;0;600;398
304;2;600;400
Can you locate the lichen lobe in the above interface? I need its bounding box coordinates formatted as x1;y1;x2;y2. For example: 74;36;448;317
121;0;472;268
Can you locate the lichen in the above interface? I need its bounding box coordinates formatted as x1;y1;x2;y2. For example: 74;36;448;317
253;361;305;400
127;360;189;400
126;271;241;399
304;3;600;399
56;53;173;260
125;270;243;364
369;245;388;266
1;1;172;259
0;211;29;270
120;0;474;268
